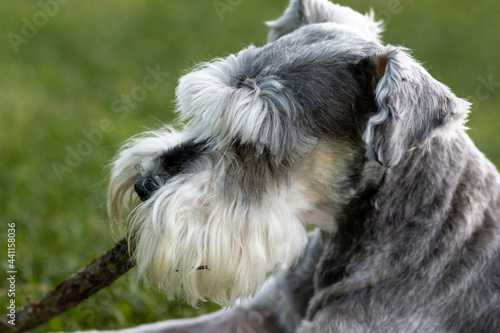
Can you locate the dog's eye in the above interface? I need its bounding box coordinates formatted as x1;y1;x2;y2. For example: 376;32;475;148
158;139;207;176
135;140;209;201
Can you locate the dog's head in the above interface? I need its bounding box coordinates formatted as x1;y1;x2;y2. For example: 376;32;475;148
109;0;470;306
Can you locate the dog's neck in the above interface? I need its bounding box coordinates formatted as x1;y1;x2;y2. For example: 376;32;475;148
308;130;500;317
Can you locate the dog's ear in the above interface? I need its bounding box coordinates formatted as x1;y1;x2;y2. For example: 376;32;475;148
359;46;470;167
267;0;382;43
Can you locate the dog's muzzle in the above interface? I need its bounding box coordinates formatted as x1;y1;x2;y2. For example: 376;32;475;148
133;139;210;202
134;177;158;201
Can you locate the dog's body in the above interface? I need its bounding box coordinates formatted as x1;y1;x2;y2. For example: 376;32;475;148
100;0;500;332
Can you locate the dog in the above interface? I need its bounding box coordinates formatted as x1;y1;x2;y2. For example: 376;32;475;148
102;0;500;331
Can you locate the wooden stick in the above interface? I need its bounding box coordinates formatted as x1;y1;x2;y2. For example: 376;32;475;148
0;238;134;333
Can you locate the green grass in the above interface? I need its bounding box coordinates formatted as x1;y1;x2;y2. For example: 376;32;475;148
1;0;499;331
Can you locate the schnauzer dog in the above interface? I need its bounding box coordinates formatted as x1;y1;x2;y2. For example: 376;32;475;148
103;0;500;331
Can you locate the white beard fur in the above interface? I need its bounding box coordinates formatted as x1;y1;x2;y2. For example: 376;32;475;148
108;129;308;306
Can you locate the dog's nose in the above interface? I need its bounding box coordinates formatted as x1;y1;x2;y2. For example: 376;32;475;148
134;177;158;202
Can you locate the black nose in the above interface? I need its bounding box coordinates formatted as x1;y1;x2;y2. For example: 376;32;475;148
134;177;158;201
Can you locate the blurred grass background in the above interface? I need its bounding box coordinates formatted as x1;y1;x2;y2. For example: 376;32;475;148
1;0;499;331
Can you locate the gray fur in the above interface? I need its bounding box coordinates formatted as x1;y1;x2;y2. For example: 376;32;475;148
266;0;383;43
362;46;470;167
305;132;500;332
102;0;500;332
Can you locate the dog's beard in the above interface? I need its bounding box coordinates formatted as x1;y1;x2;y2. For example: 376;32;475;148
110;135;308;306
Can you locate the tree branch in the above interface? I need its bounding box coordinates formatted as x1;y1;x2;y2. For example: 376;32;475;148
0;238;134;333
